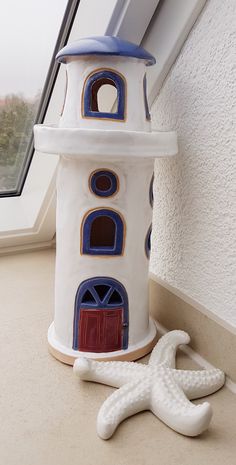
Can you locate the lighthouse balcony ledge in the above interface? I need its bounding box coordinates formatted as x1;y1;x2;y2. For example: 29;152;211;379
34;125;178;161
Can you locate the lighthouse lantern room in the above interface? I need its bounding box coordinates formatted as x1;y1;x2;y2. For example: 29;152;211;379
34;36;178;364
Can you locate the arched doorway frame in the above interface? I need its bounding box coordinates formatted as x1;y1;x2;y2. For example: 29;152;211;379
73;276;129;351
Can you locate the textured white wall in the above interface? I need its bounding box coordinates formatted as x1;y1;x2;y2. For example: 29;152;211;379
150;0;236;326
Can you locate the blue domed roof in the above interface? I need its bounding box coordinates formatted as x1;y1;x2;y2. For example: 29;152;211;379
56;36;156;66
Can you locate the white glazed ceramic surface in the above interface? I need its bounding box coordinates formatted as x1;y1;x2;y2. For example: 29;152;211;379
54;158;153;350
74;330;225;439
60;56;150;132
34;43;178;362
34;126;178;160
48;317;157;361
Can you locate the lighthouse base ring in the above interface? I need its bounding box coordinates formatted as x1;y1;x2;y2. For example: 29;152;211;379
47;318;157;366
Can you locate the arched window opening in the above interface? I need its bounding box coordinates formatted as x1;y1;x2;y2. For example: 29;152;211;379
83;69;125;120
92;79;118;113
90;169;118;197
82;208;124;255
90;215;116;248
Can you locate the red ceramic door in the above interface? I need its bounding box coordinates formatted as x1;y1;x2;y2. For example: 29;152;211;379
78;307;123;352
73;278;129;351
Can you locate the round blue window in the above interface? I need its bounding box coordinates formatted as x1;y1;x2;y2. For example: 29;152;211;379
145;225;152;259
90;170;118;197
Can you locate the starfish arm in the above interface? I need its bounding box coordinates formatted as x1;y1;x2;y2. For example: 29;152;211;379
73;357;147;388
151;370;212;436
97;378;151;439
172;368;225;400
148;330;190;368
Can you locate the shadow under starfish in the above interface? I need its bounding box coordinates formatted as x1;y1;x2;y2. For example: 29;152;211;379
73;330;225;439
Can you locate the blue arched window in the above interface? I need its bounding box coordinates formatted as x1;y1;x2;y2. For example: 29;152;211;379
83;69;125;120
82;208;124;255
145;225;152;259
149;173;154;207
143;74;151;121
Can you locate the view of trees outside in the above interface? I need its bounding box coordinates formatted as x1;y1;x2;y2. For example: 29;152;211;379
0;94;39;192
0;0;68;194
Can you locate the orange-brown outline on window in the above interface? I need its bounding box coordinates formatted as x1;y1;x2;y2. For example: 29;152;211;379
88;168;120;198
81;68;127;122
80;207;126;257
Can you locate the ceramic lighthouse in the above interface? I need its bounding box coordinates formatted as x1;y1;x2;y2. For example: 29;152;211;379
34;36;177;364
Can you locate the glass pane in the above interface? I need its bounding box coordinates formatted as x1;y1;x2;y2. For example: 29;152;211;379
0;0;68;194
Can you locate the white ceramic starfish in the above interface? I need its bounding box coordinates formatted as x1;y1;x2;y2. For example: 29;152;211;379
73;330;225;439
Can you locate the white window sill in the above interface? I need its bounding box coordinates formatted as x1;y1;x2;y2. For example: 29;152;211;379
0;153;57;248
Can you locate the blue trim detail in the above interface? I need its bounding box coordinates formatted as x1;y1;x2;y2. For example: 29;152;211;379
149;173;154;207
73;277;129;350
83;70;125;120
143;74;151;121
90;170;118;197
56;36;156;66
145;225;152;259
82;209;124;255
